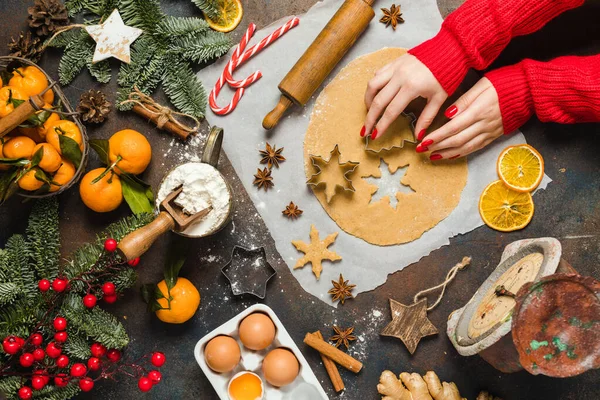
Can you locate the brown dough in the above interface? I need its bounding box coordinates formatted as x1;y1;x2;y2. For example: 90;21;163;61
303;48;468;246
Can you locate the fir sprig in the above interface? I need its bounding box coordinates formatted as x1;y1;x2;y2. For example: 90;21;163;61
191;0;221;19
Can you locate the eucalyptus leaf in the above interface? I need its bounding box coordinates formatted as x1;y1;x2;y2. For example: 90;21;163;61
58;135;82;169
121;178;154;215
89;139;110;165
164;236;187;291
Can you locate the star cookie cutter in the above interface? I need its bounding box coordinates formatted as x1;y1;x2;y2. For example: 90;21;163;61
307;144;360;203
365;112;417;153
221;246;276;299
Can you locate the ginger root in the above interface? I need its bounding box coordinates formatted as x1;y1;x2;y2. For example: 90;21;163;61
378;370;466;400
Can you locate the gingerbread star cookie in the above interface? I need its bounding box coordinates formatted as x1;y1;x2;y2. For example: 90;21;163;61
292;225;342;279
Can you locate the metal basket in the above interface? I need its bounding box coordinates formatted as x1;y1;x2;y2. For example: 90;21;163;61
0;56;89;198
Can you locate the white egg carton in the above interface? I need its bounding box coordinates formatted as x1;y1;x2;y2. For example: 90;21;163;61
194;304;329;400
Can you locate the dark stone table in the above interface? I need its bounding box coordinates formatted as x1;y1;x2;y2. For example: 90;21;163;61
1;1;599;399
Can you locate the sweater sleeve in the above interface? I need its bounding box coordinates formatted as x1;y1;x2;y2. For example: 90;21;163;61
408;0;585;95
485;55;600;134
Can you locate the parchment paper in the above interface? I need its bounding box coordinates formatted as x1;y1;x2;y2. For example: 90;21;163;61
196;0;551;305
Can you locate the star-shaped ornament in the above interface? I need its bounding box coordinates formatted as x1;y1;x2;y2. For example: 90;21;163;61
380;298;438;354
307;145;359;203
85;9;143;64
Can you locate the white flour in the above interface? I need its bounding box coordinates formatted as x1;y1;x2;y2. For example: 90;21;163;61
157;163;231;237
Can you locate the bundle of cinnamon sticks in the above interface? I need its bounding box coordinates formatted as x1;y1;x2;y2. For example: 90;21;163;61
304;331;364;392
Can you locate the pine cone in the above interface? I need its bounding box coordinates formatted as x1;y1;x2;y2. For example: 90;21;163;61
8;31;44;63
77;90;111;124
28;0;69;37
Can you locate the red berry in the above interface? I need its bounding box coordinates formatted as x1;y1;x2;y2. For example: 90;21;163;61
102;282;116;295
70;363;87;377
103;293;118;304
56;354;69;368
148;370;162;384
38;279;51;292
33;369;49;384
87;356;101;371
83;294;97;308
151;352;166;368
53;317;67;331
106;349;121;363
45;342;61;359
51;278;68;292
30;333;43;347
54;331;68;343
19;353;34;368
127;257;140;267
2;336;22;355
32;348;45;361
31;376;46;390
104;238;118;252
18;386;32;399
79;377;94;392
54;374;69;387
90;343;106;358
138;376;153;392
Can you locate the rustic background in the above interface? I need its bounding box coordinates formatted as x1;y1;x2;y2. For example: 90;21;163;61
1;0;599;399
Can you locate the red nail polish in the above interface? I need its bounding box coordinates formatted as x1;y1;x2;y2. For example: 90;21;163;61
360;126;366;137
422;139;434;147
445;105;458;118
417;129;426;141
416;145;429;153
430;154;443;160
370;129;378;140
449;154;460;160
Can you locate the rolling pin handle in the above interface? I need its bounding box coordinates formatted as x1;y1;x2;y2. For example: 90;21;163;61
117;211;175;261
262;95;294;130
0;94;46;138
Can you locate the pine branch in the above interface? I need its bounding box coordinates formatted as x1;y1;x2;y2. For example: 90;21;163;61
191;0;221;19
0;376;21;399
119;0;163;32
26;198;60;280
155;16;210;37
169;29;231;64
0;283;20;305
58;31;95;85
113;268;138;292
87;60;112;84
5;235;36;302
45;29;79;49
63;334;92;359
30;382;80;400
163;59;208;119
0;249;8;282
64;0;92;16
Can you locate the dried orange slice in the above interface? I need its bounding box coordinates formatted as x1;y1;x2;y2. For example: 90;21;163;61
479;180;534;232
497;144;544;192
205;0;243;33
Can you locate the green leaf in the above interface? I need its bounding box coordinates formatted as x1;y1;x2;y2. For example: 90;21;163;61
191;0;220;19
20;109;52;128
30;147;44;168
90;139;110;165
0;70;12;86
0;158;30;167
0;169;19;203
121;173;153;201
121;177;154;215
164;236;187;290
11;98;25;108
88;60;112;83
59;134;82;169
34;168;51;184
141;283;165;312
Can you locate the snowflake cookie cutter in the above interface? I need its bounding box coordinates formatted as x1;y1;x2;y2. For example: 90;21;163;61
221;246;276;299
364;112;417;153
307;144;360;203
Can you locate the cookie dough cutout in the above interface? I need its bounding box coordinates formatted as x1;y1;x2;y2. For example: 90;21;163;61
292;225;342;279
303;48;468;246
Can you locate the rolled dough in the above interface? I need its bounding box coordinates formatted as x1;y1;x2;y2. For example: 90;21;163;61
303;48;468;246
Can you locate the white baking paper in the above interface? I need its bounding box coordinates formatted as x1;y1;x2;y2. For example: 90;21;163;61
196;0;551;305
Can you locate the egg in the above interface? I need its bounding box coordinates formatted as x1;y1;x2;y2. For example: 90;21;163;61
262;348;299;387
227;371;264;400
239;313;276;351
204;335;241;373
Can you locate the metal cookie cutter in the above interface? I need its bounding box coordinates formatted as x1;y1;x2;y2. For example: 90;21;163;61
221;246;277;299
306;144;359;203
364;112;417;153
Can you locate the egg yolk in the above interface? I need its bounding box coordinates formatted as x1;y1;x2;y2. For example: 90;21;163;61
228;373;263;400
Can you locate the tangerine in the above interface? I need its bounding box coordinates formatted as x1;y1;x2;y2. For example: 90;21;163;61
0;86;27;118
108;129;152;175
37;112;61;140
3;136;36;159
9;66;48;97
50;160;76;192
33;143;62;173
79;168;123;213
155;278;200;324
46;120;84;154
18;168;44;191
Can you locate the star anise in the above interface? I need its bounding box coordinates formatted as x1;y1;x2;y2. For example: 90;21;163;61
259;142;286;169
380;4;404;30
328;274;356;305
330;326;357;349
282;201;303;219
253;168;274;191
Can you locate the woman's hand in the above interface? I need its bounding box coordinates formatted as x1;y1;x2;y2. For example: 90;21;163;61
363;54;447;140
417;77;504;160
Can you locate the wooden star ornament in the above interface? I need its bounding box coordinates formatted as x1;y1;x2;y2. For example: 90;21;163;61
85;9;143;64
292;225;341;279
307;145;359;203
380;298;438;354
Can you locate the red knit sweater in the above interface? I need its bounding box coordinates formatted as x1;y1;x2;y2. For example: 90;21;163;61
408;0;600;133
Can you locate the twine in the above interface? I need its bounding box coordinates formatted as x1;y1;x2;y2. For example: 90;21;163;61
42;24;87;51
119;87;200;133
414;256;472;311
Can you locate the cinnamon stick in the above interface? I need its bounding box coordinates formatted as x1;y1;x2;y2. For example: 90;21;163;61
313;331;344;392
304;333;363;373
132;104;192;141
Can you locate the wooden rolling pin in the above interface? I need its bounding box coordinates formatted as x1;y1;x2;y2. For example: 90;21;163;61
263;0;375;130
0;95;46;138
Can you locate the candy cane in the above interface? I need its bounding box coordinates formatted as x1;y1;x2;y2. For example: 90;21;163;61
209;18;300;115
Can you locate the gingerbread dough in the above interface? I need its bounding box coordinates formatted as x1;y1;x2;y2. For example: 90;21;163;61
304;48;468;246
292;225;342;279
